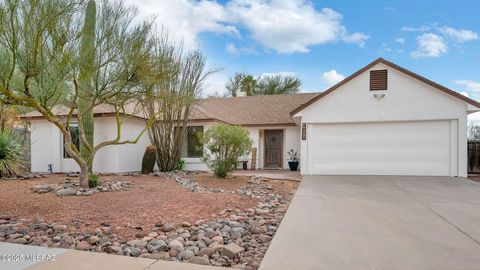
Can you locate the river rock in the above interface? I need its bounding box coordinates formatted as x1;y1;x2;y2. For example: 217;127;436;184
220;243;244;259
56;188;76;197
189;256;210;265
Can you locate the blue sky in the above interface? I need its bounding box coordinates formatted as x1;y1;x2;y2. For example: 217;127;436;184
126;0;480;101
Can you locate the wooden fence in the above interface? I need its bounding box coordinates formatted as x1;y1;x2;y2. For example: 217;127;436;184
468;142;480;174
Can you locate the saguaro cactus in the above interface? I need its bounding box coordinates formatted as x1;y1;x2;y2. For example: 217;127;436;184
78;0;96;171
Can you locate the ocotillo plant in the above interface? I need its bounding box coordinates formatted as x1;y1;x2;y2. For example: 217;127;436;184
78;0;96;171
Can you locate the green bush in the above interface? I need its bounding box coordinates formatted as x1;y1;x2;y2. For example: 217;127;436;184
203;124;253;178
175;159;185;171
141;145;157;174
0;129;25;178
88;174;99;188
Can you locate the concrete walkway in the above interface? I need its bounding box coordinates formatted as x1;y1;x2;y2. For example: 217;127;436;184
260;175;480;270
0;243;222;270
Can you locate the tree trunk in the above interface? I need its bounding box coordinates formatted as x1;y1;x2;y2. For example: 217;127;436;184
79;163;89;188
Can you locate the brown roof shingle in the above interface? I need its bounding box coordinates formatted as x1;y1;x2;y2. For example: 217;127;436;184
22;93;319;126
191;93;318;126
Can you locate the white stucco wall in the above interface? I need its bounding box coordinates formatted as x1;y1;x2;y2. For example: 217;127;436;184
30;120;63;173
295;62;472;177
30;117;149;173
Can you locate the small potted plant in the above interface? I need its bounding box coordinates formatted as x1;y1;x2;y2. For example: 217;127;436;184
286;149;299;171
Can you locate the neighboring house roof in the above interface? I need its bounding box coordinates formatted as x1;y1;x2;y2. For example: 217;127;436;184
290;58;480;116
191;93;318;126
22;93;318;126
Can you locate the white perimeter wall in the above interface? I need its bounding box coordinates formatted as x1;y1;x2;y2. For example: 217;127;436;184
30;117;150;173
295;62;470;177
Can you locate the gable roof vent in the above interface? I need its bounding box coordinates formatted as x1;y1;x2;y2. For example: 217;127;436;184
370;69;388;91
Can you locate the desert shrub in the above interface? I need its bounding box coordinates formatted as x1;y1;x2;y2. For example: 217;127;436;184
175;159;185;171
203;124;253;178
0;129;25;178
88;174;99;188
142;145;157;174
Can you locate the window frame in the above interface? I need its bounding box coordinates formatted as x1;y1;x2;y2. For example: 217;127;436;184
186;126;204;158
63;123;80;159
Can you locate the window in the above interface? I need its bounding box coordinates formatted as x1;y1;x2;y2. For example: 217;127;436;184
187;126;203;158
63;124;79;158
370;69;388;91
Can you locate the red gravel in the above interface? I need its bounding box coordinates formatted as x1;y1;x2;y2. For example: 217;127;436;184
0;174;259;238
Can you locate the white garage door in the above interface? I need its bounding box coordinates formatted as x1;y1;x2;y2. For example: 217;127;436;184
308;120;455;176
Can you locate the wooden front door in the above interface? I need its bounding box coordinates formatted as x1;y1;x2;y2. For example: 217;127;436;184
264;130;283;169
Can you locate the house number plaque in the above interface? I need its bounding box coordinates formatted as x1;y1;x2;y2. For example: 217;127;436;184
302;123;306;140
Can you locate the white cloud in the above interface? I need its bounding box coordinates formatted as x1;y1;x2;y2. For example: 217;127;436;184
380;43;391;53
124;0;368;54
411;33;447;59
460;91;470;97
437;26;479;43
395;37;405;44
455;80;480;93
469;112;480;122
401;26;430;32
320;69;345;89
225;43;256;55
124;0;237;49
201;71;229;97
343;32;369;48
226;0;369;54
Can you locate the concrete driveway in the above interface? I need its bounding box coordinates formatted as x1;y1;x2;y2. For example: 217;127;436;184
260;175;480;270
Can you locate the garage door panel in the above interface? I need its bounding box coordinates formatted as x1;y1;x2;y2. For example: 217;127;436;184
308;121;452;176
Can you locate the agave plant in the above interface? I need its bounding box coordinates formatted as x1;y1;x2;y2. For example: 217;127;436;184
0;129;25;178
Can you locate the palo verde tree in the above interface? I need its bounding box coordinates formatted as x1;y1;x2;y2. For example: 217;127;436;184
0;0;155;187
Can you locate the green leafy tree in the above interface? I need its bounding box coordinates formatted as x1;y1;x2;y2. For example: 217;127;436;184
240;74;258;96
225;73;301;96
256;74;301;95
0;0;154;187
225;73;257;96
225;73;244;97
203;124;253;178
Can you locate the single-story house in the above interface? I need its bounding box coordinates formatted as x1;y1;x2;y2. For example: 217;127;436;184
24;58;480;177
